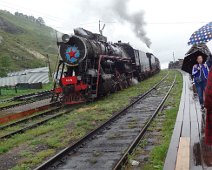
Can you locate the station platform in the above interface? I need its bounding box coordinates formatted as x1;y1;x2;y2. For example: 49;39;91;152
164;71;212;170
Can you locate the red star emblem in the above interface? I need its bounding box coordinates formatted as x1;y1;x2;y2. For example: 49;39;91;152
67;49;77;59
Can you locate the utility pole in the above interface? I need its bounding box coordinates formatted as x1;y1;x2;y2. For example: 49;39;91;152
173;52;175;62
46;54;52;80
99;20;101;34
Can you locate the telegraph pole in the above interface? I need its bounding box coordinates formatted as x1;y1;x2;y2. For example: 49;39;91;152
173;52;175;62
99;20;101;34
46;54;52;80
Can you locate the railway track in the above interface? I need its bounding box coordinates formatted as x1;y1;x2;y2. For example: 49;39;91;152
0;90;52;111
0;104;83;140
0;98;60;125
34;72;176;170
0;105;61;139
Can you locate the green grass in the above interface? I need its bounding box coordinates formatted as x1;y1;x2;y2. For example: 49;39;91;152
0;70;167;169
0;82;53;101
0;10;58;77
12;149;55;170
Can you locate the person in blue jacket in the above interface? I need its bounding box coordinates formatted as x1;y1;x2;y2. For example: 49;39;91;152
192;55;209;111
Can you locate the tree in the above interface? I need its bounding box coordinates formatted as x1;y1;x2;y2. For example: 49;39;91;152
36;17;45;26
14;12;19;16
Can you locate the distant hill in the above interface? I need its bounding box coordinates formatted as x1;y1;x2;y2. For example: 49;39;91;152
0;10;58;77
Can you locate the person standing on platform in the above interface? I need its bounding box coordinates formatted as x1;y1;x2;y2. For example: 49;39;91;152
192;55;209;111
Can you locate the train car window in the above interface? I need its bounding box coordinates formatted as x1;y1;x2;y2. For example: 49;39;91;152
151;55;156;64
146;53;152;70
134;50;140;66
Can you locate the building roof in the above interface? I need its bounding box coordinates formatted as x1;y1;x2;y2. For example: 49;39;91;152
0;67;49;87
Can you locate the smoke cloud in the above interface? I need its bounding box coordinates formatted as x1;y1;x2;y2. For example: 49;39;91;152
111;0;151;47
76;0;151;47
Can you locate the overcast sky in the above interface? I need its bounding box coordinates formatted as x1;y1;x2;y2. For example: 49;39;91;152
0;0;212;68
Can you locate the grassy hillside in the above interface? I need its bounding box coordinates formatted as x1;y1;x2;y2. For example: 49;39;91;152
0;10;58;77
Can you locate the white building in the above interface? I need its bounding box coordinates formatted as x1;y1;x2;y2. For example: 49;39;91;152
0;67;49;87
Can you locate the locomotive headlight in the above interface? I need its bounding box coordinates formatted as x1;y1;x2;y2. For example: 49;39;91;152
62;34;70;43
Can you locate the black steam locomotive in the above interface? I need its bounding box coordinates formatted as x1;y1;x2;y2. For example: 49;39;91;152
52;28;160;104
